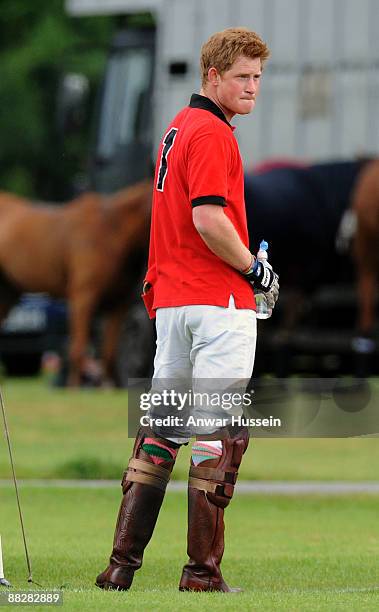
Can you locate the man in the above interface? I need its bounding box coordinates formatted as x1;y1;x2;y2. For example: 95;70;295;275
96;27;279;593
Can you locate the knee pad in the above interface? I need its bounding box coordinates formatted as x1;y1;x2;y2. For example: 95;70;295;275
189;427;249;508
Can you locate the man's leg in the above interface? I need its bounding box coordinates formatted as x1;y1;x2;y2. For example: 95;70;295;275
96;427;180;590
179;297;256;592
179;426;249;592
96;306;192;590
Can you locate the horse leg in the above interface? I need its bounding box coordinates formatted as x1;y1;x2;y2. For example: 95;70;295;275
101;305;127;386
354;227;378;336
356;267;377;336
353;227;378;376
67;291;98;387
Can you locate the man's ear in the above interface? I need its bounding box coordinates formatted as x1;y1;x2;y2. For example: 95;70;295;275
208;67;219;86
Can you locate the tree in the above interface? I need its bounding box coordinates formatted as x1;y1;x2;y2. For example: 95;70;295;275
0;0;113;200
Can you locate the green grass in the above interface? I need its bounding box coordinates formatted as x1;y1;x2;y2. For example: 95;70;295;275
1;378;378;609
1;487;378;610
0;377;378;480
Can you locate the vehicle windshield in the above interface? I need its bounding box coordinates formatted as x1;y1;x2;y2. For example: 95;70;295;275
97;47;152;159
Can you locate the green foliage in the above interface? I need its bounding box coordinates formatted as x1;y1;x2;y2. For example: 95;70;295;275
0;0;114;199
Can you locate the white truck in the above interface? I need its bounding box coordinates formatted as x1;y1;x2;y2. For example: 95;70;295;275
67;0;379;193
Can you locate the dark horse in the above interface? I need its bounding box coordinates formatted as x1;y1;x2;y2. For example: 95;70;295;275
245;159;368;289
244;158;375;372
0;180;152;385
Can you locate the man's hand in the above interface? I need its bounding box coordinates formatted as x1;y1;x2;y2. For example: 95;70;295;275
243;257;280;310
244;258;278;293
264;276;280;309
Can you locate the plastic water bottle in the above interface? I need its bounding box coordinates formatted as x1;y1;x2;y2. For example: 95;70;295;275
255;240;272;320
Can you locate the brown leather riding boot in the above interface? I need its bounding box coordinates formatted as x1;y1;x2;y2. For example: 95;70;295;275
179;427;249;592
96;428;179;590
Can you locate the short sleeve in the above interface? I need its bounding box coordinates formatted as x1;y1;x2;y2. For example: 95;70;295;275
187;125;232;207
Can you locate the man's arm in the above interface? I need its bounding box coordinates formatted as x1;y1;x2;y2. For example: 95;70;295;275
192;204;253;272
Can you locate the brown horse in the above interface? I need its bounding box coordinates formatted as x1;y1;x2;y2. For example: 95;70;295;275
0;179;153;385
352;159;379;338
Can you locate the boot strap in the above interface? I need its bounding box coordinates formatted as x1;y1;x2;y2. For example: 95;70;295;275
129;458;171;480
189;465;237;484
125;458;170;492
189;476;234;499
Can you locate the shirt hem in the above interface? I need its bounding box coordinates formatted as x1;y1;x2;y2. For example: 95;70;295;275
153;297;256;310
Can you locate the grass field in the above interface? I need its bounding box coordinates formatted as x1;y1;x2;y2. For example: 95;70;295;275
0;377;378;481
1;487;378;611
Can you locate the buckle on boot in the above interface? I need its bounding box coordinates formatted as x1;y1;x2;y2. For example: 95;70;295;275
189;465;237;484
215;483;234;498
189;476;235;498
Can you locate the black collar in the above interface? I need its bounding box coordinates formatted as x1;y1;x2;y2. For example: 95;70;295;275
189;94;231;128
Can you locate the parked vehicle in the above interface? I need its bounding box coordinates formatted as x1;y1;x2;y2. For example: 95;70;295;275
0;294;67;376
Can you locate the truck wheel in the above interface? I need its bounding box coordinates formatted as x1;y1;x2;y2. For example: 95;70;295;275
116;302;155;386
1;353;42;376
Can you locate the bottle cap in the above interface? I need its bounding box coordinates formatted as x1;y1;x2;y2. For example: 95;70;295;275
259;240;268;251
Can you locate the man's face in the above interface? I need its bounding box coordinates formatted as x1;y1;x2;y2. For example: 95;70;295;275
212;56;262;120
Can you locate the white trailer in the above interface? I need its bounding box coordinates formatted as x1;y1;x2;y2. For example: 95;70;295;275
68;0;379;169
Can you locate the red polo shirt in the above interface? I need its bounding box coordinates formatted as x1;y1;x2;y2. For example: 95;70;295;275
143;94;256;318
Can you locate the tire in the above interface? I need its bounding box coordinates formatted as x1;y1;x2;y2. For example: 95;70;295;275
115;302;155;386
1;352;42;376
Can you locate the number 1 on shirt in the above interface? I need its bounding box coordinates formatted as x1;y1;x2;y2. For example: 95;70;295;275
156;127;178;191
